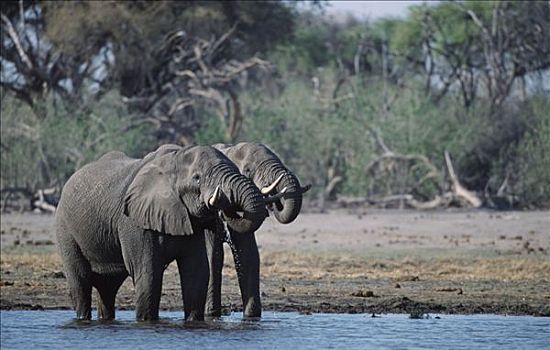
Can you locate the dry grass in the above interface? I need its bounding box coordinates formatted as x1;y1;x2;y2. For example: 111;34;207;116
1;253;62;268
2;250;550;315
260;251;550;282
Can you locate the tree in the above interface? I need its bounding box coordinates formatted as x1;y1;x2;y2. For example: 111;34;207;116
389;1;550;110
1;1;99;117
2;1;297;143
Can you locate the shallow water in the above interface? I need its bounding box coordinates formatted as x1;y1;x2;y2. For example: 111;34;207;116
1;311;548;349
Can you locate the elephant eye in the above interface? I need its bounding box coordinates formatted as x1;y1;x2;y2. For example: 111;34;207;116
192;174;200;183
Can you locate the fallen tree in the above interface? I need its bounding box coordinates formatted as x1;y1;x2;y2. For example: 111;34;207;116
337;130;482;210
1;187;58;214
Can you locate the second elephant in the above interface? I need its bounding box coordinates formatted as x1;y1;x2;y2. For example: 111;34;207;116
207;142;311;318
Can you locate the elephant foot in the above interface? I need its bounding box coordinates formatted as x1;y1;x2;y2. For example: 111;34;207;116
205;309;222;319
98;307;115;321
74;313;92;321
185;311;205;322
243;297;261;318
136;312;160;322
135;295;161;322
72;294;92;320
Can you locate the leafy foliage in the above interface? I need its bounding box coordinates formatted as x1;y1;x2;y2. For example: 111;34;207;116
1;1;549;208
234;70;485;202
508;96;550;208
1;91;150;190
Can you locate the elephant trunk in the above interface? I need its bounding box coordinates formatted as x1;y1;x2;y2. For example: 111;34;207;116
259;162;303;225
215;168;267;234
273;172;302;224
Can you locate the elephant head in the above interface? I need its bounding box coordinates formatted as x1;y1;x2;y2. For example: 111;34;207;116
214;142;311;225
124;145;268;235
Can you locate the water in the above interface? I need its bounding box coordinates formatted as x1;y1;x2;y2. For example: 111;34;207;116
1;311;548;349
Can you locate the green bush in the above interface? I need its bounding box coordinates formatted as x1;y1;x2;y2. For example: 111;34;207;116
237;71;486;201
193;109;228;145
509;96;550;207
240;73;373;197
1;91;150;191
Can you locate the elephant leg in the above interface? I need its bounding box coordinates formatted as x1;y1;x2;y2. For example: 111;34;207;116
67;274;92;320
204;223;225;318
93;274;127;320
133;264;163;321
177;234;209;321
57;233;93;320
121;231;164;321
229;229;261;318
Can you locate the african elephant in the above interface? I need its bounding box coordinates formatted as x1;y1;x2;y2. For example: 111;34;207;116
207;142;311;318
55;144;269;321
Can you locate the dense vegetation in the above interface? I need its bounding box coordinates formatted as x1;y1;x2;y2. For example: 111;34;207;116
1;1;549;209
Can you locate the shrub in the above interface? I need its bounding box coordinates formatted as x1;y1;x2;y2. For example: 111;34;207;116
509;96;550;208
1;91;150;191
237;71;484;202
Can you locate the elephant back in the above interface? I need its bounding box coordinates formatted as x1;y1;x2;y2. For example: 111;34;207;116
57;151;143;228
57;145;191;228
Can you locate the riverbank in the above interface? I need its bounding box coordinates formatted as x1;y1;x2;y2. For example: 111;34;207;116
1;210;549;316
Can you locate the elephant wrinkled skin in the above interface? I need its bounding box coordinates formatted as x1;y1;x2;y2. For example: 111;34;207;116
209;142;310;318
56;145;267;321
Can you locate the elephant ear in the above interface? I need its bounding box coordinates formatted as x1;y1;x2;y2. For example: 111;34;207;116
124;161;193;236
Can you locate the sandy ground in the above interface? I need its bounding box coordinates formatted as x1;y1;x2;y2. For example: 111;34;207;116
1;209;549;316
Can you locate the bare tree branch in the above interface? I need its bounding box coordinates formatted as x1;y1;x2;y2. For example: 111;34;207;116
444;151;482;207
1;12;33;70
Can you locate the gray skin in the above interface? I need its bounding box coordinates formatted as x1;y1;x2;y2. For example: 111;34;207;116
55;145;267;321
207;142;310;318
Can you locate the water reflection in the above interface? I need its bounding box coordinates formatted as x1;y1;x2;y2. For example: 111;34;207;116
61;314;266;331
2;311;549;350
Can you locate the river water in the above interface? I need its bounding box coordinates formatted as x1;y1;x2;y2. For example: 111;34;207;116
1;311;548;349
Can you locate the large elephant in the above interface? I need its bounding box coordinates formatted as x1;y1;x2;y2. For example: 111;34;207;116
55;144;269;321
207;142;311;318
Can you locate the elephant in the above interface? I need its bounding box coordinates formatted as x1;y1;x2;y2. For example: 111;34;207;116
55;144;271;321
207;142;311;318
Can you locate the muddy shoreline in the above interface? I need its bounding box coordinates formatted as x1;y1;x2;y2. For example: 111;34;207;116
1;210;549;316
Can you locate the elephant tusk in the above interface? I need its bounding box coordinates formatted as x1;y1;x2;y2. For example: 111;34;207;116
208;185;221;208
264;187;288;204
260;174;285;195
